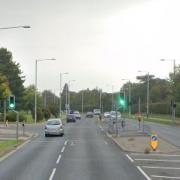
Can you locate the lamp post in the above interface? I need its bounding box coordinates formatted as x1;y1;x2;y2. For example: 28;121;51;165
68;80;76;112
99;89;102;113
35;58;56;124
121;79;131;117
0;25;31;30
60;72;68;118
82;90;84;114
138;71;150;119
106;85;114;110
160;59;177;122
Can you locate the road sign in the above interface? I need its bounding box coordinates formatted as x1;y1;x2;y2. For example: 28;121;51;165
150;133;158;151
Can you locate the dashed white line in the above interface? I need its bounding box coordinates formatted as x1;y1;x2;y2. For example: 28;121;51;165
56;154;62;164
151;175;180;179
64;140;68;146
137;166;151;180
143;166;180;170
61;146;65;153
49;168;56;180
126;154;134;162
135;159;180;163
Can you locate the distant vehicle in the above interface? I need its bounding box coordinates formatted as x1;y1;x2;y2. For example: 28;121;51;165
86;112;93;118
110;111;121;122
73;111;81;120
45;119;64;137
67;114;76;123
93;109;101;115
104;112;110;118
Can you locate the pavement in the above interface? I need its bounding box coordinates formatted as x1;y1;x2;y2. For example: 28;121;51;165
101;118;180;154
0;117;146;180
0;123;34;140
125;118;180;148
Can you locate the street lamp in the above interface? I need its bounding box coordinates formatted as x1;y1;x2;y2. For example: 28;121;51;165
160;59;176;77
68;80;76;112
60;72;68;118
121;79;131;117
35;58;56;124
0;25;31;29
160;58;177;122
138;70;150;120
106;84;114;110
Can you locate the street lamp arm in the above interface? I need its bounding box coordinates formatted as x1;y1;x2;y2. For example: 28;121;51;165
0;25;31;29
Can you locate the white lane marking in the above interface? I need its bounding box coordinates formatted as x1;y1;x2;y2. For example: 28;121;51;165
137;166;151;180
135;159;180;163
61;146;65;153
126;154;134;163
104;141;108;145
151;175;180;179
131;153;180;157
64;140;68;146
56;154;62;164
143;166;180;170
49;168;56;180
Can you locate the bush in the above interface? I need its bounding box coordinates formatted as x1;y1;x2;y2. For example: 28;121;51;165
6;111;27;122
31;108;44;121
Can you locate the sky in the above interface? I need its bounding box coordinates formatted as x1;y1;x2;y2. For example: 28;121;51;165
0;0;180;94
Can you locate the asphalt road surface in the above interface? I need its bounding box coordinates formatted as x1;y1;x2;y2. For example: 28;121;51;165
0;117;146;180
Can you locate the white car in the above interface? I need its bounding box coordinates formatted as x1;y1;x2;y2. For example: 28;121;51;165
110;111;121;122
45;119;64;137
104;112;111;118
73;111;81;120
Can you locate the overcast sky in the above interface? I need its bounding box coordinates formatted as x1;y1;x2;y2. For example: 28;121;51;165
0;0;180;93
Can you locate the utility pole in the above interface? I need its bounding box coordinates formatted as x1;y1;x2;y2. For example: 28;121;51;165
147;72;150;119
82;91;84;114
100;89;102;113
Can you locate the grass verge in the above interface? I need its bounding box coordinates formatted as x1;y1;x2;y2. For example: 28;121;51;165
122;114;179;126
0;140;23;158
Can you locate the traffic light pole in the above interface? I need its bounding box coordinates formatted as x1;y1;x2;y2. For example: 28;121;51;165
13;110;19;141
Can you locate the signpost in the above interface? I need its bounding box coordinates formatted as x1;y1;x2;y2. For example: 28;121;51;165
150;133;158;151
8;95;19;141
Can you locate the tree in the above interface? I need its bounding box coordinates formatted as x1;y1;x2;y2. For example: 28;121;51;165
0;48;25;109
0;74;11;99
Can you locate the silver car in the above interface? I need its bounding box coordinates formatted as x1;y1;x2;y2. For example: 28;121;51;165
45;119;64;137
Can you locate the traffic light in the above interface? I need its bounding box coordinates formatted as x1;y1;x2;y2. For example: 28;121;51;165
9;95;15;110
119;92;126;108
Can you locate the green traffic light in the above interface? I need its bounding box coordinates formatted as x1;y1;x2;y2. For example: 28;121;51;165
120;99;125;106
9;104;15;108
9;95;15;110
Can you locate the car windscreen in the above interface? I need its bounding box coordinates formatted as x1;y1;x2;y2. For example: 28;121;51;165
47;120;60;125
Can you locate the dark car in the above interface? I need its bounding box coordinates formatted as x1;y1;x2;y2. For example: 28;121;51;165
67;114;76;123
86;112;93;118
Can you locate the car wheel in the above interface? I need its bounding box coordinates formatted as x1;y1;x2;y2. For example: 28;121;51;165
45;134;48;137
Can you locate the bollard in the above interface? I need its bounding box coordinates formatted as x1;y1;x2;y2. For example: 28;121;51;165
22;122;25;136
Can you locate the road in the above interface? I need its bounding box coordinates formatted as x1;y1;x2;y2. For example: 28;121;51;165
0;117;145;180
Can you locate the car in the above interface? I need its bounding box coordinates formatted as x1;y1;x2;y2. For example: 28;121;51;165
45;119;64;137
73;111;81;120
109;111;121;122
67;114;76;123
104;112;110;118
86;112;93;118
93;109;101;115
